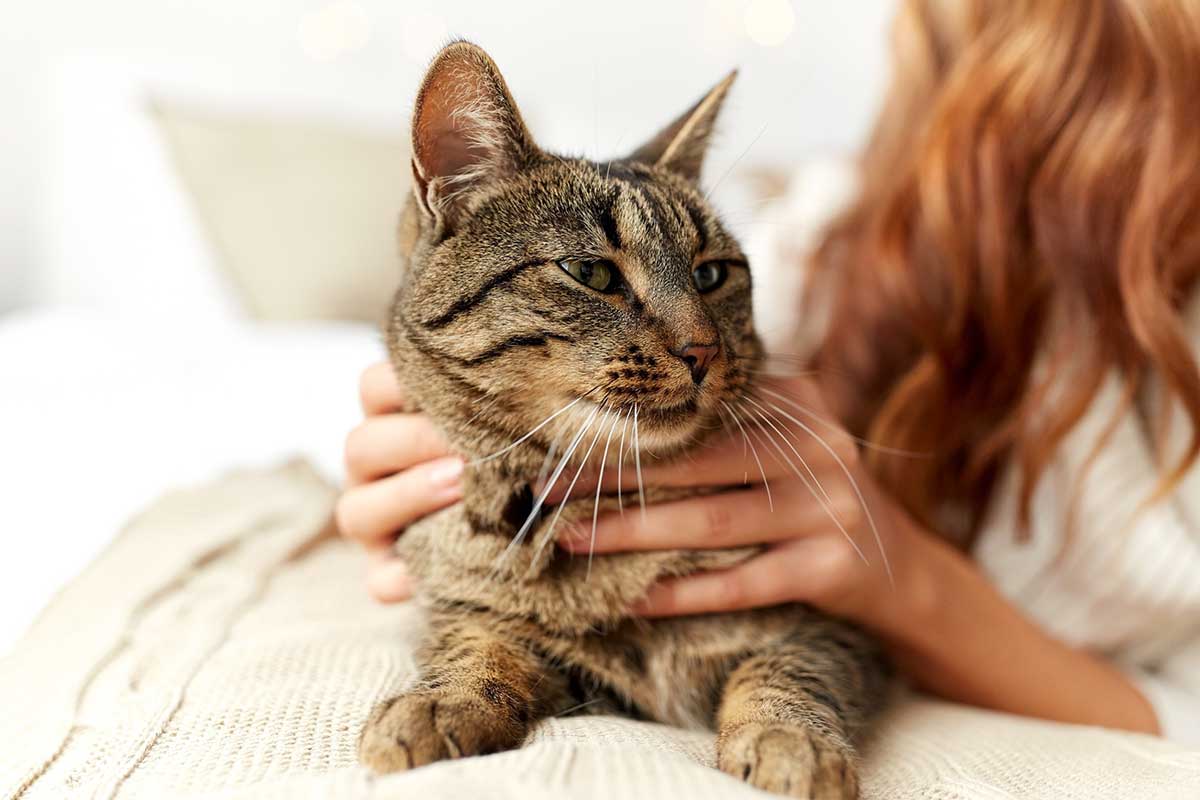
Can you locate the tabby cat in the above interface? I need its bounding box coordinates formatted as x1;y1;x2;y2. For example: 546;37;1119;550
358;41;890;799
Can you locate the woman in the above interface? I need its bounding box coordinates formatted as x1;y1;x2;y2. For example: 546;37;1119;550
337;0;1200;743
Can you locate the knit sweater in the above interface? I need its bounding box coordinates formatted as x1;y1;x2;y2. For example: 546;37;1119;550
747;160;1200;745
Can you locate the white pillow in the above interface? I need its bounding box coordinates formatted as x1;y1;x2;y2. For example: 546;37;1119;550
34;56;247;323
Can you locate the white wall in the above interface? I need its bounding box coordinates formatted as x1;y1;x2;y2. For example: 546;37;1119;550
0;0;895;312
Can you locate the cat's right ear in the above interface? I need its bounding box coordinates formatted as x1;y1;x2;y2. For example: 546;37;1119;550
410;41;539;237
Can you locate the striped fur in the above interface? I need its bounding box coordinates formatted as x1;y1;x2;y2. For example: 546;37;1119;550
360;42;890;798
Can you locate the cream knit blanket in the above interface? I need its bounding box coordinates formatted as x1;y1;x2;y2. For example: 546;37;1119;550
3;461;1197;800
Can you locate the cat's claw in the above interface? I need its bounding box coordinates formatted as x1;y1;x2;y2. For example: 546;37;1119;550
359;691;527;773
717;722;859;800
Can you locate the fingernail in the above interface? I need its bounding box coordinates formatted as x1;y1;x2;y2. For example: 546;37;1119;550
428;457;464;488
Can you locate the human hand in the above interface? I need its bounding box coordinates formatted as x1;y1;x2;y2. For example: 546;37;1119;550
550;376;940;638
335;362;463;602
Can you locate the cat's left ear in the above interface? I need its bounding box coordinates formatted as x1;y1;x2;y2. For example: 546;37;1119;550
628;71;737;183
410;41;540;235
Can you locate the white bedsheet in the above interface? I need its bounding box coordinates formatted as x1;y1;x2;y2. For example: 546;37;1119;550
0;308;384;654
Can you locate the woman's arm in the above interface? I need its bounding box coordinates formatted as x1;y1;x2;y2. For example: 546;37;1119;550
336;365;1166;735
881;527;1160;734
552;376;1164;736
571;482;1161;734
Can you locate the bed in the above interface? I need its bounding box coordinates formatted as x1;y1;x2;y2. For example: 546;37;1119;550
3;427;1197;799
3;79;1198;797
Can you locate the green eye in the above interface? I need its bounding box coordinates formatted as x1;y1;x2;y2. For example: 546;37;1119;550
692;261;728;293
559;259;618;292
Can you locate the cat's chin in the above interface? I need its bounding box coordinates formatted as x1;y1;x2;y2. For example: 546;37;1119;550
635;397;697;427
624;399;721;454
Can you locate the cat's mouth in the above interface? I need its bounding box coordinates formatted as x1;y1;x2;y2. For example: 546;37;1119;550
564;388;724;455
610;396;715;453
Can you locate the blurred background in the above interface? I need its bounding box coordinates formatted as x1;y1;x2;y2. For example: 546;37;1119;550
0;0;893;650
0;0;893;314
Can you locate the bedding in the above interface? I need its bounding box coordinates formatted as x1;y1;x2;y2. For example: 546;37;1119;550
0;309;385;654
3;460;1197;799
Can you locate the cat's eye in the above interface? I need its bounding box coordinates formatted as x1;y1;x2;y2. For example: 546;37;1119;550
559;258;618;293
692;261;728;293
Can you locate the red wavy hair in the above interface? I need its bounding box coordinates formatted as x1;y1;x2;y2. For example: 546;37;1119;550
810;0;1200;544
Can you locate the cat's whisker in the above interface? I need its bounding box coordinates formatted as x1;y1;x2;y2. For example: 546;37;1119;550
534;434;562;491
462;394;503;429
739;362;816;374
589;408;625;580
759;350;818;362
715;405;750;484
616;411;630;516
740;399;869;567
753;393;895;586
729;351;813;363
757;385;928;458
742;396;838;511
529;404;611;573
732;356;812;367
471;394;589;466
703;121;769;203
720;400;773;511
728;354;819;377
742;368;822;381
633;404;647;521
744;414;794;505
591;61;599;161
498;403;602;566
554;697;605;718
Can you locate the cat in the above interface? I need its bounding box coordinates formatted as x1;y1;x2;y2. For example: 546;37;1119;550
358;41;890;799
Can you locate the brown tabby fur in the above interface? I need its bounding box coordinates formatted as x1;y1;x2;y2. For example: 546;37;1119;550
358;42;890;799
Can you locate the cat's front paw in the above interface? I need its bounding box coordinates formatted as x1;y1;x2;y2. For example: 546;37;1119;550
358;690;528;773
717;722;859;799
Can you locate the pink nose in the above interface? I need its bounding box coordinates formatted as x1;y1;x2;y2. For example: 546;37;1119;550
672;342;720;384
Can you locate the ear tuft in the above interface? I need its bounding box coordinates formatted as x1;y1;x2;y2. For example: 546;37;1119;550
628;71;737;183
410;41;538;233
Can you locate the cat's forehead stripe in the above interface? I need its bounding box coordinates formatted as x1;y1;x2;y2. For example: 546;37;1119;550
681;197;709;253
608;178;706;264
616;182;656;241
596;195;622;251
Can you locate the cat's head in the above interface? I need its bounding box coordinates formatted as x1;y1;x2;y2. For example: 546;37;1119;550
388;42;760;469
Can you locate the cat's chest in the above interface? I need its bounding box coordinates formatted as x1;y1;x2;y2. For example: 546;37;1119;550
396;492;756;634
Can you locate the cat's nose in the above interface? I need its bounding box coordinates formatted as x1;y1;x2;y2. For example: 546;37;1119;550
671;341;721;385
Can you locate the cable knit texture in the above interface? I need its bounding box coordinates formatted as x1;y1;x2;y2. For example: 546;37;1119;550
2;460;1197;799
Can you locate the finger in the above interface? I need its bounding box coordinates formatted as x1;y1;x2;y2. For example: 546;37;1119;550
344;414;451;485
557;483;844;554
365;550;415;603
541;429;828;503
632;538;846;617
359;361;408;415
335;456;464;545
